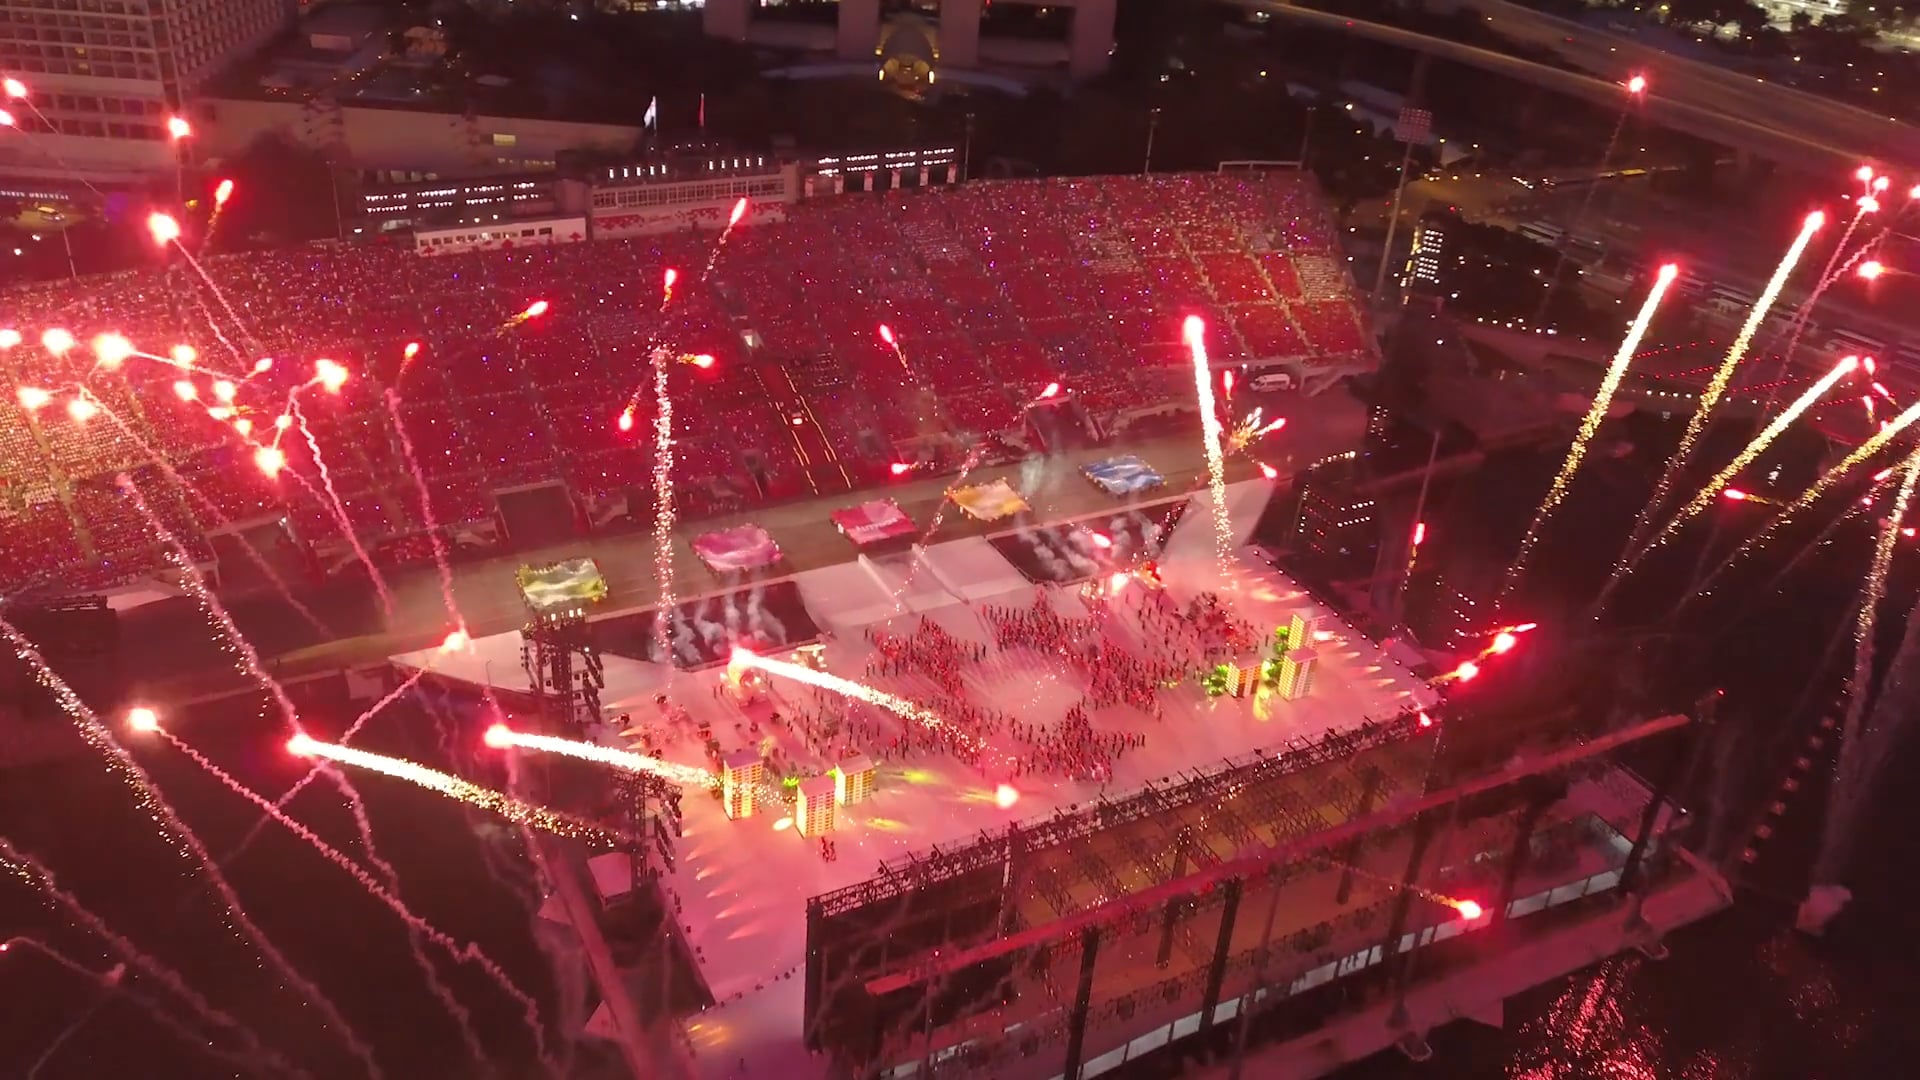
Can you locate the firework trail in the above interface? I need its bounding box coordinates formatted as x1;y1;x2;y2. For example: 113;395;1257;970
0;838;295;1076
3;932;267;1079
1616;212;1825;568
1680;472;1891;620
287;736;621;843
0;616;380;1077
650;347;678;669
1500;265;1679;607
203;178;235;250
140;721;534;1071
1816;536;1920;888
728;647;970;746
383;387;466;636
702;198;750;277
221;662;434;875
483;724;712;786
290;398;395;619
1759;183;1890;416
120;475;430;1054
1682;400;1920;601
75;388;330;636
1814;445;1920;884
1183;315;1234;568
1595;354;1859;610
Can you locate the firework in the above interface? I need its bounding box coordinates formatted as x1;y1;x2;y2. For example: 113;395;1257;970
1598;353;1859;610
0;838;295;1075
1183;315;1234;567
137;720;529;1069
72;390;327;634
729;647;961;740
650;347;678;668
384;387;466;642
122;474;424;1020
703;198;749;275
290;398;394;618
661;266;678;310
1836;444;1920;794
219;665;434;869
1497;267;1681;607
1619;213;1824;566
1653;354;1857;546
287;735;619;843
484;724;712;787
1223;408;1287;457
1694;399;1920;592
0;616;379;1076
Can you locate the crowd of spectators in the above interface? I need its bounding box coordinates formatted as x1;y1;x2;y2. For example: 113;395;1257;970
0;171;1373;595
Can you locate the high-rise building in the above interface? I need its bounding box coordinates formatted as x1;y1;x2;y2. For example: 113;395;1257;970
0;0;294;186
1402;210;1459;296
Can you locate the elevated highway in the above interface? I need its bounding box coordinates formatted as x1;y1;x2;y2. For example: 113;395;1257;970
1236;1;1920;173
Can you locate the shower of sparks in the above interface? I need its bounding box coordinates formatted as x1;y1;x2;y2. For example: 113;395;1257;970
1597;353;1859;609
1501;265;1678;606
287;735;620;843
141;720;540;1069
1693;398;1920;592
1183;315;1233;568
1836;444;1920;796
384;387;466;642
1618;212;1824;568
291;397;394;618
729;647;969;747
1223;408;1287;457
0;616;381;1076
650;347;678;669
483;725;713;787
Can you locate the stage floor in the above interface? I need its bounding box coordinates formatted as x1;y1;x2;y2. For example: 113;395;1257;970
390;480;1438;1075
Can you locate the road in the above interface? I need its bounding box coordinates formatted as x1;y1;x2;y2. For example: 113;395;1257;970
1235;1;1919;172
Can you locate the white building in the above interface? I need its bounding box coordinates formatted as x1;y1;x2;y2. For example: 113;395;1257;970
0;0;296;186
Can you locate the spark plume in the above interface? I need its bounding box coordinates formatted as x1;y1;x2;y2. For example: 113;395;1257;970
1836;445;1920;803
729;647;958;737
1503;268;1681;605
291;399;394;618
1693;399;1920;593
650;346;678;668
1618;213;1824;567
139;721;535;1070
484;725;713;787
1183;315;1233;567
383;388;467;641
1598;354;1858;609
0;616;380;1077
287;735;619;844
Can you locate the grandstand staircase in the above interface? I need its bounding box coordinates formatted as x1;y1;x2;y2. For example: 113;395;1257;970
751;363;851;496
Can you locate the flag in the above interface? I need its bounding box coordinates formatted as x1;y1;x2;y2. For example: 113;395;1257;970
698;93;705;130
644;96;658;131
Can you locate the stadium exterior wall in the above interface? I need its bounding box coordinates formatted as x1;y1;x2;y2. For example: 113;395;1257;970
196;97;642;177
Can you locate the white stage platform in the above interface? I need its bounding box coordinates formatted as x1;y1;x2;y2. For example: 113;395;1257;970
390;480;1437;1079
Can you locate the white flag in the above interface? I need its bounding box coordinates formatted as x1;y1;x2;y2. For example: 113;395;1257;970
643;96;658;131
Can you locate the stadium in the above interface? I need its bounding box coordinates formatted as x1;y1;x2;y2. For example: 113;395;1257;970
0;165;1731;1080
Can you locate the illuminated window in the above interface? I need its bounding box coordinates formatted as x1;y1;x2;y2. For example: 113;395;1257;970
491;133;517;147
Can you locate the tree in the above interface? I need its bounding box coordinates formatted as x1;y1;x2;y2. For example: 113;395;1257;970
1662;0;1771;34
210;135;342;250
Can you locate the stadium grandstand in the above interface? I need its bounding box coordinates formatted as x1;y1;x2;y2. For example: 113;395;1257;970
0;170;1377;596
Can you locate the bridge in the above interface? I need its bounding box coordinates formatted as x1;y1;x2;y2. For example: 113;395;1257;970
1237;0;1919;173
